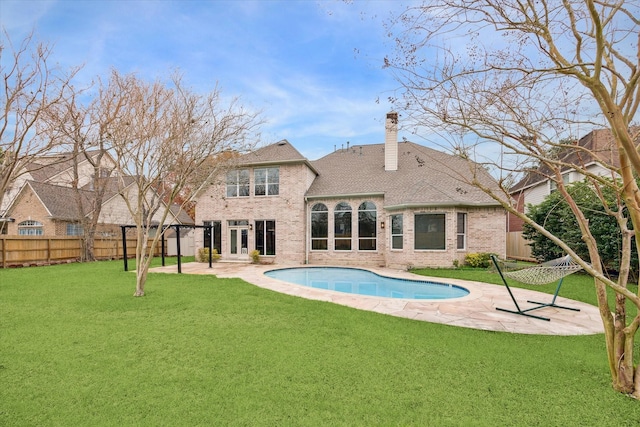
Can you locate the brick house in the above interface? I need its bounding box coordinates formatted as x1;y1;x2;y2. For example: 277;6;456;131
508;128;630;232
2;149;193;236
194;113;506;269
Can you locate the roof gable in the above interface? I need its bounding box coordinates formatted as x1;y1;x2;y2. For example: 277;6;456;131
22;181;94;220
509;128;639;193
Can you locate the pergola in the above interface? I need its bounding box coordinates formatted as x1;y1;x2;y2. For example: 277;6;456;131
120;224;214;273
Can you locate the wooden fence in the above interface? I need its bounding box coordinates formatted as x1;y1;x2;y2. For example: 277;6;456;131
506;231;535;262
0;236;163;268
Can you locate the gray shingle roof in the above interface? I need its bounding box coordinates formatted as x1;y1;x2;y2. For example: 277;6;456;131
509;127;640;193
27;181;95;220
25;150;105;182
238;140;316;172
306;142;500;208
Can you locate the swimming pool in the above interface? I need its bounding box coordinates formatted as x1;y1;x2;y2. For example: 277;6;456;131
265;267;469;300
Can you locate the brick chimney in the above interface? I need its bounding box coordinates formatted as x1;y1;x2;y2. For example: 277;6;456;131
385;112;398;171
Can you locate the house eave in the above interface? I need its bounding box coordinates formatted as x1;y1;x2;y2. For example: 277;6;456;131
305;192;385;201
239;158;319;175
384;201;502;211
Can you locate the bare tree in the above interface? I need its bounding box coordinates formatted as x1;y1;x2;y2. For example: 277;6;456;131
103;70;261;297
45;75;126;261
0;31;79;229
385;1;640;397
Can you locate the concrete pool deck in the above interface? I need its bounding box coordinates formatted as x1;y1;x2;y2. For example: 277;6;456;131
149;262;605;336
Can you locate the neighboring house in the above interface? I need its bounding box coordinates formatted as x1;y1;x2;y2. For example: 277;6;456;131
508;128;630;232
0;150;116;217
194;113;506;269
166;206;197;256
3;175;193;237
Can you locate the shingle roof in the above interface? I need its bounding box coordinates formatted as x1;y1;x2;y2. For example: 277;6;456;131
26;181;95;220
509;128;637;193
306;141;500;208
169;205;195;225
25;150;104;182
237;140;316;172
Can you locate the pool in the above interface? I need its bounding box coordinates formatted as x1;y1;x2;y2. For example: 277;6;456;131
264;267;469;300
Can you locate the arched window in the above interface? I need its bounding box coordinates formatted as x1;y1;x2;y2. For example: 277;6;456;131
311;203;328;250
18;220;43;236
334;202;352;251
358;201;376;251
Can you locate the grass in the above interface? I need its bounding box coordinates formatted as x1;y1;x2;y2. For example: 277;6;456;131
1;260;639;426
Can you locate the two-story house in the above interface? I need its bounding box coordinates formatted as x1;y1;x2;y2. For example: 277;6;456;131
507;128;629;232
1;150;193;237
194;113;506;269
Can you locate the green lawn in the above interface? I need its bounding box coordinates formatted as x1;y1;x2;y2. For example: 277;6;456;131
1;260;639;426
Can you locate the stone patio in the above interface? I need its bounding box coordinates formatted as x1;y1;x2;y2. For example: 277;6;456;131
148;262;605;336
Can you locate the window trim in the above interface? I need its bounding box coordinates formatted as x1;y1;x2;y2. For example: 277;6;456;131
390;214;403;250
310;203;329;251
226;169;250;198
358;201;377;251
456;212;467;250
66;222;84;236
254;167;280;197
334;202;352;251
414;213;446;251
255;220;276;256
18;220;44;236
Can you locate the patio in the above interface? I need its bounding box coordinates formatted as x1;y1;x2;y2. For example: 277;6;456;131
149;262;604;336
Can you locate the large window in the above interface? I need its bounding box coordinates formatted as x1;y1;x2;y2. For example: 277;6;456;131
358;201;376;251
254;167;279;196
311;203;328;250
255;220;276;255
226;169;249;197
391;214;403;250
66;223;84;236
334;202;352;251
203;220;222;254
414;213;445;250
18;220;43;236
457;213;467;250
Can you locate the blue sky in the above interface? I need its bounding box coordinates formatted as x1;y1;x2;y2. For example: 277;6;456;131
1;0;417;160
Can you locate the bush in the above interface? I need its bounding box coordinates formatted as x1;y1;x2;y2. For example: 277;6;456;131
464;252;493;268
196;248;220;262
250;250;260;264
523;179;638;279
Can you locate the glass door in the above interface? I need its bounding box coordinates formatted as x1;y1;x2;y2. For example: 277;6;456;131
228;225;249;259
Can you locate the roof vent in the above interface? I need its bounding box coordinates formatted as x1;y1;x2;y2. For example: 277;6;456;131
277;141;287;146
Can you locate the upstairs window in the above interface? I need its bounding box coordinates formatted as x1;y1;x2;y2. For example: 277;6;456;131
226;169;249;197
311;203;328;250
334;202;352;251
358;201;376;251
255;167;279;196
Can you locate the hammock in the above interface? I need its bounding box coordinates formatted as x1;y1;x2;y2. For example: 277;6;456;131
490;255;583;321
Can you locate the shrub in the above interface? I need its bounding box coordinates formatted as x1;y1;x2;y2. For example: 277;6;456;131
464;252;493;268
196;248;220;262
250;250;260;264
523;179;638;279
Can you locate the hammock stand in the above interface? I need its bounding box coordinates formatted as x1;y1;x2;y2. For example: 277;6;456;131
490;254;583;322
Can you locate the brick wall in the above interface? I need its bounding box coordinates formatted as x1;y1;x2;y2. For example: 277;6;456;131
195;165;506;268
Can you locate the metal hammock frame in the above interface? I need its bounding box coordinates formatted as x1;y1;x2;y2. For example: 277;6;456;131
490;254;583;321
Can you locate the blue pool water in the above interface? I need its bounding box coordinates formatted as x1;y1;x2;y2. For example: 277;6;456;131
265;267;469;300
